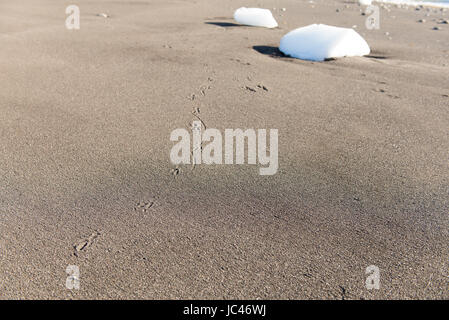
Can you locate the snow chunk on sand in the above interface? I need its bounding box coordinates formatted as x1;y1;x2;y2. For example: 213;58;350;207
358;0;372;5
279;24;371;61
234;8;278;28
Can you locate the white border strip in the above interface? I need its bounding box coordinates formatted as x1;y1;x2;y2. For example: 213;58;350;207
375;0;449;8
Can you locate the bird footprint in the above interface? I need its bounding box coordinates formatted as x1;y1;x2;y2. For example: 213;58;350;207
74;231;101;256
134;200;155;213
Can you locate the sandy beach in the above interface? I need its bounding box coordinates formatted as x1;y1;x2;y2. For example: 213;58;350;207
0;0;448;299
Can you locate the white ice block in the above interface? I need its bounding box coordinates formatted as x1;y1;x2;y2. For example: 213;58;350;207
279;24;371;61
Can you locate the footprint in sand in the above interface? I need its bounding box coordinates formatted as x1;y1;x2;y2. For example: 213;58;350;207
387;94;400;99
74;231;101;257
244;84;269;93
230;58;251;66
189;77;214;101
199;85;211;97
339;286;348;300
0;239;6;256
190;111;207;130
